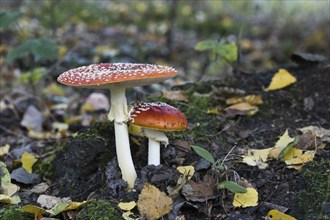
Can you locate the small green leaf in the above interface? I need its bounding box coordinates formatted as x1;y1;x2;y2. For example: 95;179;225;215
191;145;215;164
279;137;299;159
214;43;237;62
217;181;247;193
194;40;217;51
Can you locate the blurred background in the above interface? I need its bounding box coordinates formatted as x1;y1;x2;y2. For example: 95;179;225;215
1;0;329;89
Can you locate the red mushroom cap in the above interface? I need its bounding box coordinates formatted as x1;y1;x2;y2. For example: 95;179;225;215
57;63;177;88
128;101;188;131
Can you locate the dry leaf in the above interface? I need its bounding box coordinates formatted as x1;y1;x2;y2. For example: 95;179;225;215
233;187;258;208
298;125;330;142
182;174;216;202
241;148;272;169
118;201;137;211
225;102;258;117
21;152;38;173
137;183;173;220
177;166;195;180
285;151;315;170
265;69;297;91
266;209;297;220
0;144;10;156
163;90;189;102
226;95;263;105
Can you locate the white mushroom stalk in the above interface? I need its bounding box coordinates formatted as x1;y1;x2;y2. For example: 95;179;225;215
108;87;136;188
144;128;169;165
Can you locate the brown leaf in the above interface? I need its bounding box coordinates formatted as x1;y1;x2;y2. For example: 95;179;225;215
182;174;216;202
296;132;319;150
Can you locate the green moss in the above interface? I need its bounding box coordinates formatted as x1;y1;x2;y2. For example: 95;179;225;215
34;143;65;180
77;200;120;220
0;205;32;220
296;158;330;219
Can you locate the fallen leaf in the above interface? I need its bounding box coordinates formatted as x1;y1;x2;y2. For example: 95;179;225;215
241;148;272;169
137;183;173;220
265;69;297;91
225;102;258;117
226;95;263;106
285;150;315;170
283;147;303;161
63;201;87;211
43;82;65;96
269;130;295;159
0;161;21;204
118;201;137;211
295;132;318;150
182;174;216;202
177;166;195;180
0;144;10;156
266;209;297;220
21;152;38;173
233;187;258;208
162;90;189;102
298;125;330;142
22;205;46;218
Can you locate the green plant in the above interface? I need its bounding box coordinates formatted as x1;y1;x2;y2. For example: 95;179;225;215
0;205;32;220
6;38;58;64
191;145;246;193
195;39;238;64
0;10;21;30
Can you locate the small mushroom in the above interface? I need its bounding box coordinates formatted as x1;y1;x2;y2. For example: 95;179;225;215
57;63;176;188
128;101;188;165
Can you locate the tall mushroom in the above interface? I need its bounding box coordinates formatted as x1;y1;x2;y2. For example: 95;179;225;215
57;63;177;188
128;101;188;165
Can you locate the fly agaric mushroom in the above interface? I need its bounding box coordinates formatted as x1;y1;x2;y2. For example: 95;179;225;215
57;63;177;188
128;101;188;165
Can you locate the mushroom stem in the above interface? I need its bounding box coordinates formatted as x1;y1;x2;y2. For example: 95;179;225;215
144;128;169;166
108;87;137;188
148;138;160;165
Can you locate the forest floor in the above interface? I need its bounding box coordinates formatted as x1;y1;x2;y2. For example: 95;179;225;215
1;58;329;220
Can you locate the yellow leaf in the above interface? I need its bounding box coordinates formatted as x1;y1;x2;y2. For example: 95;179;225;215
0;194;21;204
283;147;302;161
266;209;297;220
285;151;315;170
63;201;87;211
43;82;65;96
226;95;263;106
21;152;38;173
137;183;173;220
177;165;195;180
241;148;272;169
22;204;46;218
0;144;10;156
225;102;259;116
233;187;258;208
269;130;295;159
118;201;137;211
265;69;297;91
